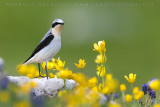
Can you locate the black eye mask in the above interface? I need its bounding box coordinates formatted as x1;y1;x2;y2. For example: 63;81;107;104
52;22;64;28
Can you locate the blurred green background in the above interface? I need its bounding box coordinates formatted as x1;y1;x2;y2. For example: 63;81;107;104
0;0;160;88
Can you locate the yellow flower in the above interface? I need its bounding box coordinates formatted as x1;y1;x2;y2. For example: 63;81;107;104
27;73;34;79
102;87;110;95
153;104;160;107
133;87;139;94
96;65;105;77
106;74;113;80
29;81;37;89
75;59;86;69
17;64;29;75
95;54;107;64
124;73;136;84
88;77;98;88
20;83;30;94
0;91;10;103
93;40;106;53
125;94;132;103
102;75;118;95
19;82;37;94
93;101;100;107
54;58;65;71
72;73;87;85
34;70;39;77
92;87;98;92
108;101;121;107
27;65;37;74
50;73;56;78
106;80;118;93
52;58;58;63
17;64;38;77
90;92;99;100
120;84;126;92
134;91;144;100
42;62;54;70
98;83;103;91
96;65;103;71
38;76;41;79
57;69;73;79
17;65;37;75
58;90;66;97
105;75;118;93
149;79;160;91
13;101;31;107
42;74;47;77
66;86;88;107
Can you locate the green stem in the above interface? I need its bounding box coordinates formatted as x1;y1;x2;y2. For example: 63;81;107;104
130;84;134;96
64;79;66;88
97;70;101;90
122;91;126;107
155;90;160;103
102;76;105;87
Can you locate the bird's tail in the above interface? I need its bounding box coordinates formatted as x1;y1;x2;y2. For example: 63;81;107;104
23;56;33;65
17;60;31;71
23;62;27;65
16;58;32;72
23;60;30;65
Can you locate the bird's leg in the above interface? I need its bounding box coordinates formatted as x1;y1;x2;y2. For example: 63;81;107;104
36;63;44;78
38;63;41;77
45;62;49;79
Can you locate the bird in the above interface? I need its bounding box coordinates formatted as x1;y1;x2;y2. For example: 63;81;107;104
23;19;64;79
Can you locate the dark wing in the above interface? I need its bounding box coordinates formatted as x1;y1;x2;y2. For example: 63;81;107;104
24;34;54;63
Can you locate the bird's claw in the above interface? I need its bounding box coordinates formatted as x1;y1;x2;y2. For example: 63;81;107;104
36;75;45;78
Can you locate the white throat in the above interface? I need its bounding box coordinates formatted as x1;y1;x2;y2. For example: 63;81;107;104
52;25;63;36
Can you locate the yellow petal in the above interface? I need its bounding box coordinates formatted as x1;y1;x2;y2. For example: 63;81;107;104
94;43;99;49
98;41;103;46
134;74;136;80
129;73;133;79
124;76;129;81
79;59;83;63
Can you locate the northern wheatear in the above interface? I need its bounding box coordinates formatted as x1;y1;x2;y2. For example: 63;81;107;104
24;19;64;79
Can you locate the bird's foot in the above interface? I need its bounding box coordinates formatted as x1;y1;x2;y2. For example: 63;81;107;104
35;75;45;78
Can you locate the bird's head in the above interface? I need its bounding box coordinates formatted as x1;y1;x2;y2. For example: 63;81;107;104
52;19;64;36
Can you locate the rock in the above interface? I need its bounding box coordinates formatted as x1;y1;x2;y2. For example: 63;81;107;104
7;76;30;86
7;76;76;98
65;79;76;90
7;76;107;103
